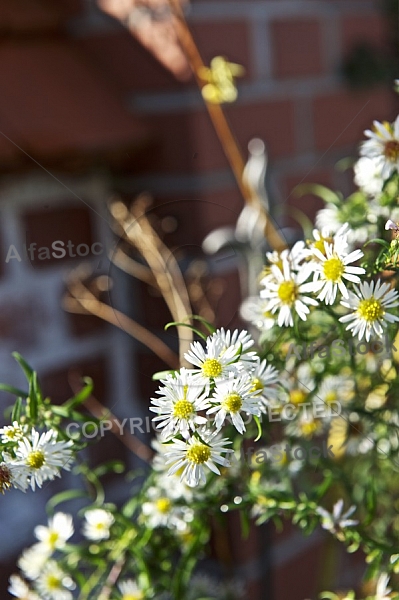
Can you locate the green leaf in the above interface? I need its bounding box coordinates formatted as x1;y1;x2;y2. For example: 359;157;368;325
363;238;390;249
64;377;93;409
0;383;28;398
293;184;343;206
27;374;39;421
11;397;23;423
12;352;33;381
186;315;216;334
152;370;176;381
253;415;262;442
46;489;88;513
165;321;207;340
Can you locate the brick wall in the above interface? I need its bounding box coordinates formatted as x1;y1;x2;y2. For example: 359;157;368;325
0;1;396;598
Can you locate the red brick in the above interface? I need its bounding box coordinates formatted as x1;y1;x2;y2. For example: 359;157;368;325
139;98;296;175
190;21;252;80
341;14;388;56
312;87;396;152
273;537;326;600
271;19;324;79
42;355;109;405
22;204;97;269
77;32;185;96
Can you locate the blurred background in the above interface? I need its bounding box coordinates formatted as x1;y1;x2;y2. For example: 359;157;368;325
0;0;397;598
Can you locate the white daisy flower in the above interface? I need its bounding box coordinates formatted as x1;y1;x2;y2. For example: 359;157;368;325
0;459;29;493
34;512;74;552
82;508;114;541
184;335;241;385
316;499;358;534
141;486;194;531
354;156;384;196
265;241;307;274
308;235;365;304
316;375;354;410
375;573;392;600
305;223;351;258
261;257;318;327
207;374;261;434
12;429;74;491
35;561;75;600
0;421;26;444
361;116;399;179
165;430;233;487
18;543;50;580
239;296;276;331
248;359;280;410
150;368;210;440
339;280;399;341
315;205;344;236
209;328;259;372
8;575;40;600
118;579;144;600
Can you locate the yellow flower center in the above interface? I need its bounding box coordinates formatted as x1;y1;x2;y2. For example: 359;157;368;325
311;235;333;255
277;280;297;305
290;389;307;405
48;531;60;547
46;575;62;590
357;297;384;322
122;594;143;600
186;443;211;464
173;400;194;419
251;378;264;394
222;392;242;413
95;522;106;530
323;257;345;282
300;420;319;438
27;450;45;469
325;391;337;404
384;140;399;162
156;497;171;514
202;358;222;378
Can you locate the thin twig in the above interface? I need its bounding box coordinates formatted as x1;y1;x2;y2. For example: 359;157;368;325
167;0;287;252
65;273;179;369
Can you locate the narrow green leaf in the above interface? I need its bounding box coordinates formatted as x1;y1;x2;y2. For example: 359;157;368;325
64;377;93;409
364;238;390;249
186;315;216;334
11;397;23;423
47;489;88;513
12;352;33;381
164;321;206;340
0;383;28;398
152;370;176;381
254;415;262;442
293;184;343;206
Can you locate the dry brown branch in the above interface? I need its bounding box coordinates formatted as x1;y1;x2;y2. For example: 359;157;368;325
109;195;193;365
167;0;287;252
111;246;157;287
64;271;179;369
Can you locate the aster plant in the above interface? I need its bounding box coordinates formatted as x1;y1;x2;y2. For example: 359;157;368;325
3;4;399;597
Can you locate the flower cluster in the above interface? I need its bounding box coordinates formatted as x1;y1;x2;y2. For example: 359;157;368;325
243;220;399;343
150;328;280;486
0;425;74;493
9;509;145;600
